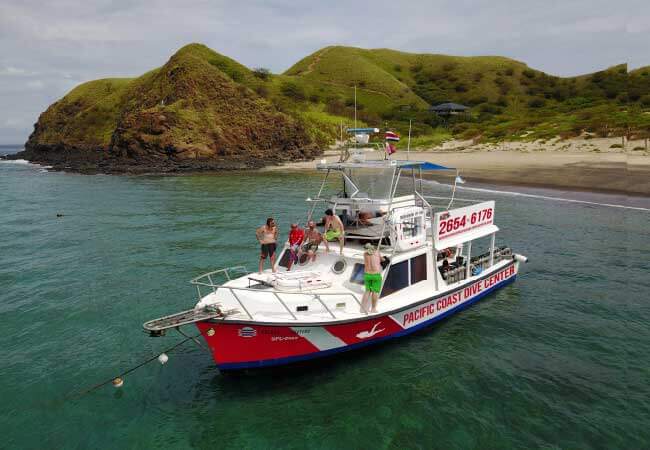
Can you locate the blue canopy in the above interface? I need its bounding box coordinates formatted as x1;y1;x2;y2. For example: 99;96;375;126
403;162;454;171
346;127;379;134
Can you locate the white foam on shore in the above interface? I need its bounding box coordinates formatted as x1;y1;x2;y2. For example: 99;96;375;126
0;159;52;170
424;180;650;212
0;158;32;165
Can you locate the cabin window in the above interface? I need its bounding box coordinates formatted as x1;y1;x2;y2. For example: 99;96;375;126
349;263;365;285
410;253;427;284
381;260;409;297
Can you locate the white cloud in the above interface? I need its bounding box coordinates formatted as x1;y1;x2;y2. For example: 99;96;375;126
0;66;29;75
25;80;44;90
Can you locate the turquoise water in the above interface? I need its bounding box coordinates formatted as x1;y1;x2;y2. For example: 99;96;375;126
1;152;649;449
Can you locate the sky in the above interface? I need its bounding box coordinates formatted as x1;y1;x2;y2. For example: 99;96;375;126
0;0;648;144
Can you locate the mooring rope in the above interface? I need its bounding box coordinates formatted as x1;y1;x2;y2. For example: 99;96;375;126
66;335;197;400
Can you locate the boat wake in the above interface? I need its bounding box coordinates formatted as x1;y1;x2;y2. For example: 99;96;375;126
424;180;650;212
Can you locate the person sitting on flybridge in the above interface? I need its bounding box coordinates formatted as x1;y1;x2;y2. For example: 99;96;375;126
322;209;345;255
360;243;382;314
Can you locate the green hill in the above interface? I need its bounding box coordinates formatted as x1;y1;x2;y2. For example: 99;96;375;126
20;43;650;172
283;46;649;142
23;44;320;172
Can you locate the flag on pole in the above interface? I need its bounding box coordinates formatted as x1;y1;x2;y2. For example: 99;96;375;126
385;131;400;142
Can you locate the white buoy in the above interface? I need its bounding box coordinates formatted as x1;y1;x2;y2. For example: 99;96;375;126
112;377;124;388
158;353;169;365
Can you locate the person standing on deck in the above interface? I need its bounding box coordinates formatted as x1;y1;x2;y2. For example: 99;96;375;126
360;243;382;314
256;217;278;274
285;223;305;271
322;209;345;255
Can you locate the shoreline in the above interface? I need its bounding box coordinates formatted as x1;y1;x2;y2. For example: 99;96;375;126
4;144;649;198
262;148;650;197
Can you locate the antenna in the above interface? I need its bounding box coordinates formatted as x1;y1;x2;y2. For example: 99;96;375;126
407;119;412;161
354;85;357;130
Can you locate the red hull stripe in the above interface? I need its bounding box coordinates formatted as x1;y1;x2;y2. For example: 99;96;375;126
197;264;517;370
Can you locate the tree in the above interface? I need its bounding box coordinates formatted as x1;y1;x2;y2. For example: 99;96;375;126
253;67;271;80
280;82;306;101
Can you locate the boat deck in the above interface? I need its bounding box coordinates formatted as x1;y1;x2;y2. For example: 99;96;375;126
191;249;513;324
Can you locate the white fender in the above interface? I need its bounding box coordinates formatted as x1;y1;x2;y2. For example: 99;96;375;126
513;253;528;264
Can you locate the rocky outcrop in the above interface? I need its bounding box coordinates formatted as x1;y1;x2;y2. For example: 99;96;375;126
15;43;320;173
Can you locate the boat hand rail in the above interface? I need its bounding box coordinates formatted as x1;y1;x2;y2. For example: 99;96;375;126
190;266;249;284
191;271;363;321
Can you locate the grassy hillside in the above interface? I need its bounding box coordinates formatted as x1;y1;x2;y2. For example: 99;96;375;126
26;44;323;171
284;47;650;144
26;43;650;171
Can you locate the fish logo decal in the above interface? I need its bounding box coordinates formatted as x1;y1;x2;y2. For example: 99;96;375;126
355;322;385;339
238;327;256;338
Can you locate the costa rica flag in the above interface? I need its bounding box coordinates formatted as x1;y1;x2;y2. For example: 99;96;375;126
385;131;400;142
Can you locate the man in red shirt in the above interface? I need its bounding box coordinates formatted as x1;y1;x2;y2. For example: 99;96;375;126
286;223;305;271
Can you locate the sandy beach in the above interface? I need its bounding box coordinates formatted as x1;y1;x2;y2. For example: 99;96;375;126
264;137;650;196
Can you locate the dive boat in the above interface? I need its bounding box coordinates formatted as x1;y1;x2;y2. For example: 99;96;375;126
144;157;528;370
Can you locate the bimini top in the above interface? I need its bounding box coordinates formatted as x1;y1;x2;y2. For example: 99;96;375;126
316;160;455;171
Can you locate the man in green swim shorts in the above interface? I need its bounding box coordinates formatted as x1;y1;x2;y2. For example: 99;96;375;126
322;209;345;255
361;243;382;314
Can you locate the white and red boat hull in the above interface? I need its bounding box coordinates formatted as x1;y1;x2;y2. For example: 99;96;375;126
196;262;518;370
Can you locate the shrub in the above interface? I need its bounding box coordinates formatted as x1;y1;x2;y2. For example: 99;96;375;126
252;67;271;80
452;123;470;134
411;62;423;73
640;95;650;107
468;96;488;105
325;98;346;115
280;81;306;101
591;71;605;83
229;70;243;82
473;73;483;82
633;146;645;150
610;143;622;148
505;67;514;76
394;64;402;72
522;69;535;79
528;98;546;108
442;62;457;72
455;83;468;93
496;96;508;107
480;104;502;114
254;85;269;98
552;87;568;101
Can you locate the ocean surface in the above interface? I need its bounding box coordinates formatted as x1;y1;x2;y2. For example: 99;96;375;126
1;145;649;449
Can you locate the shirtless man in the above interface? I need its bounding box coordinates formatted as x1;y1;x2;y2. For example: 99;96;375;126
360;243;382;314
302;221;322;262
322;209;345;255
256;217;278;274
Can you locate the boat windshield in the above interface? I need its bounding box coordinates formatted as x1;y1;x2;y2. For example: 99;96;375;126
342;167;395;199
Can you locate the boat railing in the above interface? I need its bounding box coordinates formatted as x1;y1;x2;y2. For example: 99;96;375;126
191;268;363;321
442;247;513;284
